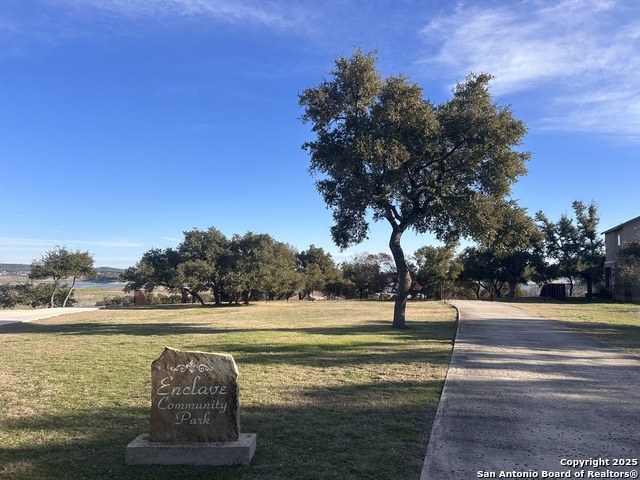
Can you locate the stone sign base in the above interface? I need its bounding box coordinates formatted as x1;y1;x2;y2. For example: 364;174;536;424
125;433;257;466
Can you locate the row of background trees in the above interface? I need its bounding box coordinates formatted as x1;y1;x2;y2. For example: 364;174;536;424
117;200;625;304
1;199;639;309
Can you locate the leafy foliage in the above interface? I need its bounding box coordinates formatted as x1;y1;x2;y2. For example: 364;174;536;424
297;245;342;298
28;246;96;307
536;200;605;297
459;202;543;298
122;229;345;304
225;232;299;303
299;48;529;326
0;283;76;309
0;284;21;309
616;236;640;289
341;253;396;299
414;245;462;299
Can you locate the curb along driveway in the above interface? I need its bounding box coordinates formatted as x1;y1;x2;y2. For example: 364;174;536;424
421;300;639;480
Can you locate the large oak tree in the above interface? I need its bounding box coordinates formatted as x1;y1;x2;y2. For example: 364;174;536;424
299;49;529;327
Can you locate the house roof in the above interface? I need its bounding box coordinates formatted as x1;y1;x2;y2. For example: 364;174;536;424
602;215;640;234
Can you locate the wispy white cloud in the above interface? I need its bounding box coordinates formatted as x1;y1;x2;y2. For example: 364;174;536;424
36;0;313;33
0;0;315;52
72;0;308;29
419;0;640;141
0;237;144;249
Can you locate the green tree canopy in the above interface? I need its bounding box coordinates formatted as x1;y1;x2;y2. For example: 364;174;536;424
414;245;462;299
297;245;342;298
121;247;192;300
29;246;96;307
226;232;299;303
299;49;529;327
123;228;310;305
341;252;395;300
458;247;501;299
177;227;231;304
479;202;543;297
535;200;605;298
615;236;640;292
458;203;543;299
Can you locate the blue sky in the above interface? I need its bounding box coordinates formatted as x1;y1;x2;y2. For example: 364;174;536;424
1;0;638;268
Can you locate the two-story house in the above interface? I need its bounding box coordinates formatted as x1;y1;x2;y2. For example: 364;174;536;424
602;215;640;301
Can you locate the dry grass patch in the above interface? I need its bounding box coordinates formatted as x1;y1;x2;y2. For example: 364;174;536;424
0;300;456;480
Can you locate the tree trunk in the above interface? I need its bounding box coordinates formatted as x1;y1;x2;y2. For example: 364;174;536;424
581;273;594;300
212;281;222;305
63;276;78;307
586;278;593;300
185;289;206;305
49;282;59;308
389;228;410;329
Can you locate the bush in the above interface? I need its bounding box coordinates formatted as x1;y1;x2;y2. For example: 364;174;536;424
96;295;134;307
0;284;21;309
1;282;76;308
147;292;182;305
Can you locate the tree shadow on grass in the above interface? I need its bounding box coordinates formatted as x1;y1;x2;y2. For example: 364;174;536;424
184;320;456;368
0;318;456;342
0;405;250;480
105;304;247;311
0;319;456;371
0;379;446;480
0;321;243;337
293;319;455;341
184;340;454;369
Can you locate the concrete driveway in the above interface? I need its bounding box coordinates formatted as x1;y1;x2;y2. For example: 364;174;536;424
421;300;639;479
0;307;100;326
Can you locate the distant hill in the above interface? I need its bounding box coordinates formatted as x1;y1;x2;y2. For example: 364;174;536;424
96;266;126;274
0;263;31;275
0;263;125;280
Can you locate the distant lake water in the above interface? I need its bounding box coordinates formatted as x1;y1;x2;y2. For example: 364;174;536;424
74;282;126;289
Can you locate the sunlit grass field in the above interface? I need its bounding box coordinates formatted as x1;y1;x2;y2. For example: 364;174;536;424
0;300;457;480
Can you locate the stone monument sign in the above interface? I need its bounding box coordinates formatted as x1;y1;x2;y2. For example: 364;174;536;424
126;347;256;466
150;347;240;442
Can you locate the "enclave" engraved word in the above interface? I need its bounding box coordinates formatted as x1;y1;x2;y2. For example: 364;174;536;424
156;375;228;396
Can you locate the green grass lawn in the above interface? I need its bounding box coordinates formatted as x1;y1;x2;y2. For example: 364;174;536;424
502;300;640;355
0;300;457;480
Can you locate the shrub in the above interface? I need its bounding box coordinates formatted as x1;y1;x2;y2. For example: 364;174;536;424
96;295;134;307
